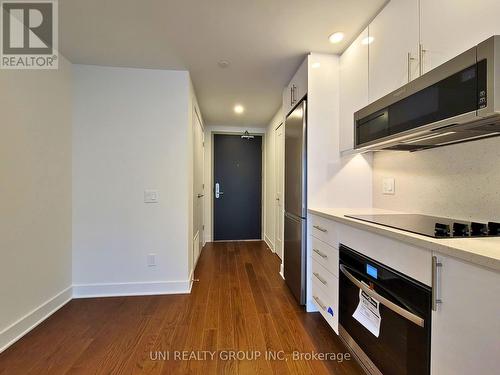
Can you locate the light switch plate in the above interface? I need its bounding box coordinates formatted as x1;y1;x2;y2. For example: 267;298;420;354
147;253;156;267
144;190;159;203
382;177;395;195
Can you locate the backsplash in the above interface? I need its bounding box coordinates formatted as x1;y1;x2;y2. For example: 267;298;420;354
373;137;500;222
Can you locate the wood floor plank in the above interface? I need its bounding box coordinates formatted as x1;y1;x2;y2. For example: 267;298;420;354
0;241;364;375
116;296;179;375
245;262;269;314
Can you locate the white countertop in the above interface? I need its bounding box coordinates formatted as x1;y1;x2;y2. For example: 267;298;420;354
308;207;500;272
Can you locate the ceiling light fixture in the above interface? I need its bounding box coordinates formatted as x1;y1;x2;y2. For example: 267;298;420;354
361;36;375;45
328;32;344;44
234;104;244;114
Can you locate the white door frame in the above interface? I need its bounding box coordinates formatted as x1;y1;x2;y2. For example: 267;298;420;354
209;130;266;242
192;106;204;271
274;122;284;261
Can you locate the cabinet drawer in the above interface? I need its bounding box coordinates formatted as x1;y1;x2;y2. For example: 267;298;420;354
310;214;338;247
311;258;338;299
311;277;338;334
311;236;339;277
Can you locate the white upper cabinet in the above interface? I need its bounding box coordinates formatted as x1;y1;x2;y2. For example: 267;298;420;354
283;57;308;116
339;28;369;152
420;0;500;74
368;0;420;103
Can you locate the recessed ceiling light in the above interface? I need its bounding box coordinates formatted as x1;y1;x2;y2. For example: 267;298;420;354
362;36;375;45
328;32;344;44
218;60;230;68
312;62;321;69
234;104;244;114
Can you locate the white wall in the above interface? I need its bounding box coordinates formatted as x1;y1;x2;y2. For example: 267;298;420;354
0;57;73;352
307;53;372;209
72;65;192;296
203;125;266;243
373;137;500;222
264;110;284;250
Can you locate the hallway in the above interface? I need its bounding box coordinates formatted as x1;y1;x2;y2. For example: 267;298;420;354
0;242;363;375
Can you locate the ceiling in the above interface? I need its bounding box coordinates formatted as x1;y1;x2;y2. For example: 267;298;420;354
59;0;386;127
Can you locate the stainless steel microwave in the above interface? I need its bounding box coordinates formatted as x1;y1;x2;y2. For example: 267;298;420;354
354;35;500;152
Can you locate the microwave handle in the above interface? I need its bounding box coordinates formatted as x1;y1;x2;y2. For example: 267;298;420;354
339;264;425;327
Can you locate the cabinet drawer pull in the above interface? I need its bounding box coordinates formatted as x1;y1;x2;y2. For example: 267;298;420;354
313;295;327;311
313;225;327;233
313;248;328;259
313;272;327;285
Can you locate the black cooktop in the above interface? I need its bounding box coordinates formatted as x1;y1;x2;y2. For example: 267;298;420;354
345;214;500;238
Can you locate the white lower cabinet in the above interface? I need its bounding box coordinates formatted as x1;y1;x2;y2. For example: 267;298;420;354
308;212;500;373
310;214;339;247
311;272;338;334
430;253;500;374
309;214;339;334
311;236;339;276
311;258;337;294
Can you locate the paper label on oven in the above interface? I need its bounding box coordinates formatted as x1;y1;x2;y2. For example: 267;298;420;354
353;284;381;337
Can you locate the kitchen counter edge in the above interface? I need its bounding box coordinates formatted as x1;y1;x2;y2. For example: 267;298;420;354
308;208;500;272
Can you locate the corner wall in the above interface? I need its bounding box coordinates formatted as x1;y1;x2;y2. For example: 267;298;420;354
0;57;73;352
72;65;191;297
307;53;372;209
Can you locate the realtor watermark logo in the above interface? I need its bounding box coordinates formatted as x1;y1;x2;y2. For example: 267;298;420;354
1;0;58;69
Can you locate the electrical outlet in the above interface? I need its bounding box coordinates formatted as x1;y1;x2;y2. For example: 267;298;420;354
144;190;159;203
147;253;156;267
382;177;395;195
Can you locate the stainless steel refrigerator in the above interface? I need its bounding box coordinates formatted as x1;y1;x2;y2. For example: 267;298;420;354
284;100;307;305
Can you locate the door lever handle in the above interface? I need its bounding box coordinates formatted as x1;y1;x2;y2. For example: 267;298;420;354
197;194;204;198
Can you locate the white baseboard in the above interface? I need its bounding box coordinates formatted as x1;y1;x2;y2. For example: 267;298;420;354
279;263;285;279
188;269;194;292
264;234;274;252
72;280;191;298
0;286;72;354
0;279;192;353
306;299;319;313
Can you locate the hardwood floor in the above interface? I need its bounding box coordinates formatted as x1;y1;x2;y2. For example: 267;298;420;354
0;241;364;375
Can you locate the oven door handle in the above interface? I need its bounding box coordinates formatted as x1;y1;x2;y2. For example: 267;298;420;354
339;264;425;328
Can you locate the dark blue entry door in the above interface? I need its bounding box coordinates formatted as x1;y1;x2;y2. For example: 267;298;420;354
213;134;262;241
